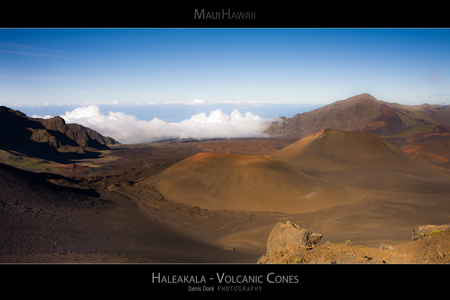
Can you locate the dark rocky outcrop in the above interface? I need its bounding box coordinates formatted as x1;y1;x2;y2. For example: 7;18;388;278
0;106;120;163
66;123;119;148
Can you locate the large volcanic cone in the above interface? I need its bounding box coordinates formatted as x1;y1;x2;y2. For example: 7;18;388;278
274;128;447;177
144;152;358;213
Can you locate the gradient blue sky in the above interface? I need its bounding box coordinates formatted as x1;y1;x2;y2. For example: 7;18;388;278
1;28;450;109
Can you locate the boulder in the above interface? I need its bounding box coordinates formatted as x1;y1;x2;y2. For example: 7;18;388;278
412;224;450;241
265;221;322;256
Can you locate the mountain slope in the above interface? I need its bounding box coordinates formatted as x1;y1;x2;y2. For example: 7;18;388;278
273;128;447;177
383;125;450;172
0;106;120;163
265;93;450;138
144;152;358;213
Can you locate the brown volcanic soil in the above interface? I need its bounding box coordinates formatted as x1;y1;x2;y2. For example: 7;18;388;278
145;152;358;213
274;128;448;177
2;136;450;264
384;130;450;173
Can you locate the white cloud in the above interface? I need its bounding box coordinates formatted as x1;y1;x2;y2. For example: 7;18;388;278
59;105;273;144
185;99;205;105
249;100;280;105
80;100;120;106
148;101;157;105
62;105;103;120
221;100;243;104
32;114;52;119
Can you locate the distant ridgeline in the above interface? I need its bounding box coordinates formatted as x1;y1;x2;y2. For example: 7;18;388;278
0;106;119;161
264;93;450;138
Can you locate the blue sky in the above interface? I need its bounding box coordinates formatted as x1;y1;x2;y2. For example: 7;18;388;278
1;28;450;143
1;28;450;109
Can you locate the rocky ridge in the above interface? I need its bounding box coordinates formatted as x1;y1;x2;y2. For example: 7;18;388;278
264;93;450;138
0;106;119;161
258;221;450;264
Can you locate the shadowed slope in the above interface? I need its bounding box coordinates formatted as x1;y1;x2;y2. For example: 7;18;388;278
145;153;358;213
0;106;119;164
274;128;447;177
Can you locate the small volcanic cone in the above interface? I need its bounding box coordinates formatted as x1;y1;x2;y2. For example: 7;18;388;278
144;152;357;213
274;128;447;177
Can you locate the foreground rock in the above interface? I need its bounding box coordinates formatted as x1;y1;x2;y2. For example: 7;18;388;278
257;221;322;263
412;224;450;241
258;221;450;264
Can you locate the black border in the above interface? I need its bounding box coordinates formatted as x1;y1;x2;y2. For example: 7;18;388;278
3;5;438;29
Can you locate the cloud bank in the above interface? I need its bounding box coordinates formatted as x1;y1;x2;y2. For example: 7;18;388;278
59;105;274;144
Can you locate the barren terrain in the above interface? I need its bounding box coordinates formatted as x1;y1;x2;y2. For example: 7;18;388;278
2;133;450;264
